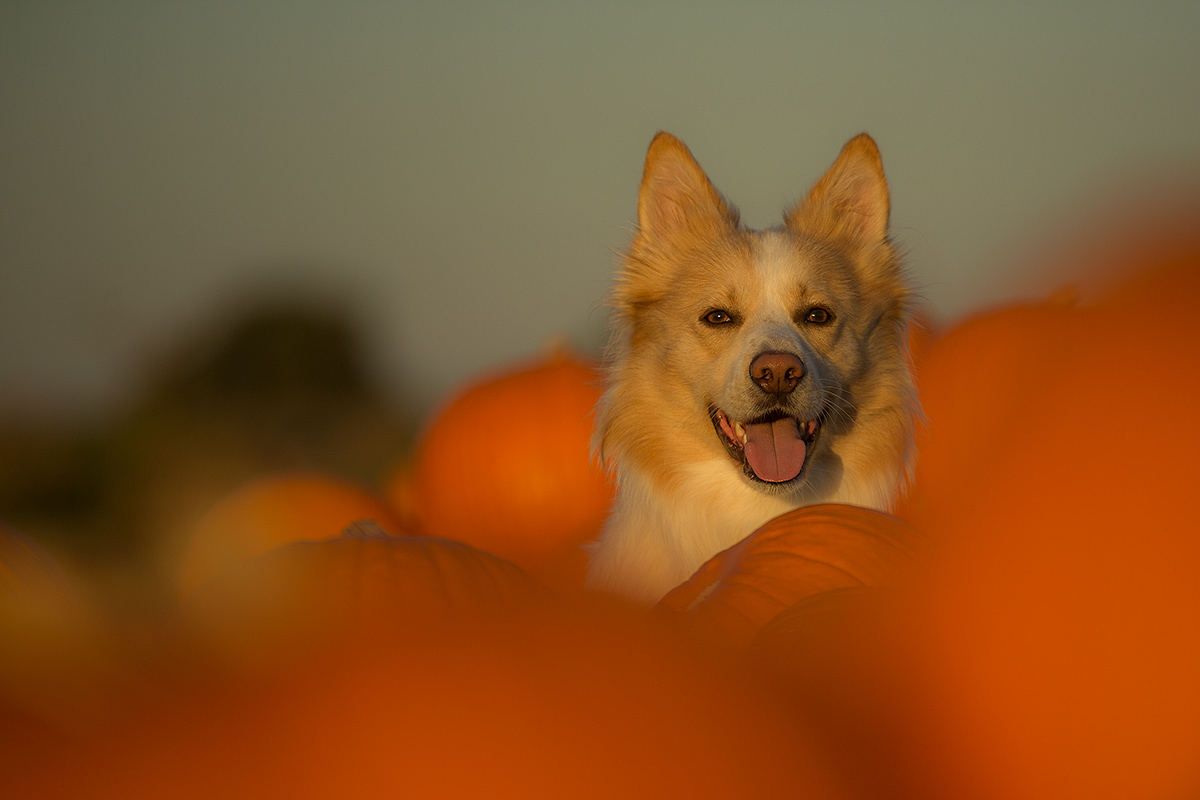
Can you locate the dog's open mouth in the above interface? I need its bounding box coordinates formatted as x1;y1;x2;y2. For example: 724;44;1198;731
710;406;819;484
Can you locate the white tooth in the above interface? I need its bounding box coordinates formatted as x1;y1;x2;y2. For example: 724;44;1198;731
734;422;747;443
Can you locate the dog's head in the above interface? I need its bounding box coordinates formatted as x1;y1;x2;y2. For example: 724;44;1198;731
597;133;918;509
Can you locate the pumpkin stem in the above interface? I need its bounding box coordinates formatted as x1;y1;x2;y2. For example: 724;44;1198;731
342;519;390;539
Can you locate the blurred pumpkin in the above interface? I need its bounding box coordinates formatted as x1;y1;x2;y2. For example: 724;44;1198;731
656;504;925;649
14;600;851;800
0;523;68;599
747;587;929;800
895;295;1081;532
893;236;1200;799
1;523;120;732
390;348;614;593
182;522;552;665
177;473;405;596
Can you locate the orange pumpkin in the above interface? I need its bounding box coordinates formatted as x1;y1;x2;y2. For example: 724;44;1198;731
182;523;553;663
0;523;67;599
392;349;615;593
891;236;1200;798
655;504;925;649
746;587;926;800
177;473;405;596
1;523;121;732
895;296;1082;532
17;601;852;800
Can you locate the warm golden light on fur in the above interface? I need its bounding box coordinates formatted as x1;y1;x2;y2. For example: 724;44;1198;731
588;132;921;604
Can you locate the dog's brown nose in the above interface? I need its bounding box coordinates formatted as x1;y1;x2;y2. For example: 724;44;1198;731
750;351;804;396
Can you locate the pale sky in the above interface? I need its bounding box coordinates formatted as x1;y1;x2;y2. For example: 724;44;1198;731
2;2;1198;418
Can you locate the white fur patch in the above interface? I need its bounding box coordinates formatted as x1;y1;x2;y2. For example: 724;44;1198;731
585;460;793;605
755;231;802;320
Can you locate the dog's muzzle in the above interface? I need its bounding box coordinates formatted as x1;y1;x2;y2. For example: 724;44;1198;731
710;406;820;484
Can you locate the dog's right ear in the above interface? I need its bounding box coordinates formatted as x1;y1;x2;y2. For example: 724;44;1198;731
785;133;890;247
635;132;737;251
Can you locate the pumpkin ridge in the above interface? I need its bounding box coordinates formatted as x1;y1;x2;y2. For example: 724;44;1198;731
744;550;872;586
713;580;780;629
838;521;925;554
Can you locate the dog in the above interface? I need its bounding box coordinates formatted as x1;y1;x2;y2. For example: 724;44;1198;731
586;132;920;605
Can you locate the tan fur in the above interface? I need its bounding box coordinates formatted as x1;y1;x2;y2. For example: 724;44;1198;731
587;133;920;605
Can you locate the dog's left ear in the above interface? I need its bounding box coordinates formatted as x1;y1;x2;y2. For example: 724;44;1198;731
786;133;889;246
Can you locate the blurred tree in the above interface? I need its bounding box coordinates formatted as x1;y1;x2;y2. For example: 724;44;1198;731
0;297;415;606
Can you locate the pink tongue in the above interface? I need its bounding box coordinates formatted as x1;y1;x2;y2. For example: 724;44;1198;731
743;417;807;483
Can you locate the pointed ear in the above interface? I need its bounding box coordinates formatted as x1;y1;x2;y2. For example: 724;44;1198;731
636;132;737;249
786;133;889;245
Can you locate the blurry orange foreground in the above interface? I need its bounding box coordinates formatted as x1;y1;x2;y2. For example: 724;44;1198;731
896;245;1200;799
6;531;850;799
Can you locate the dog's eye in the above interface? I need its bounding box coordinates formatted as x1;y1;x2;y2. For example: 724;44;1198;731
704;309;734;326
804;307;832;325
